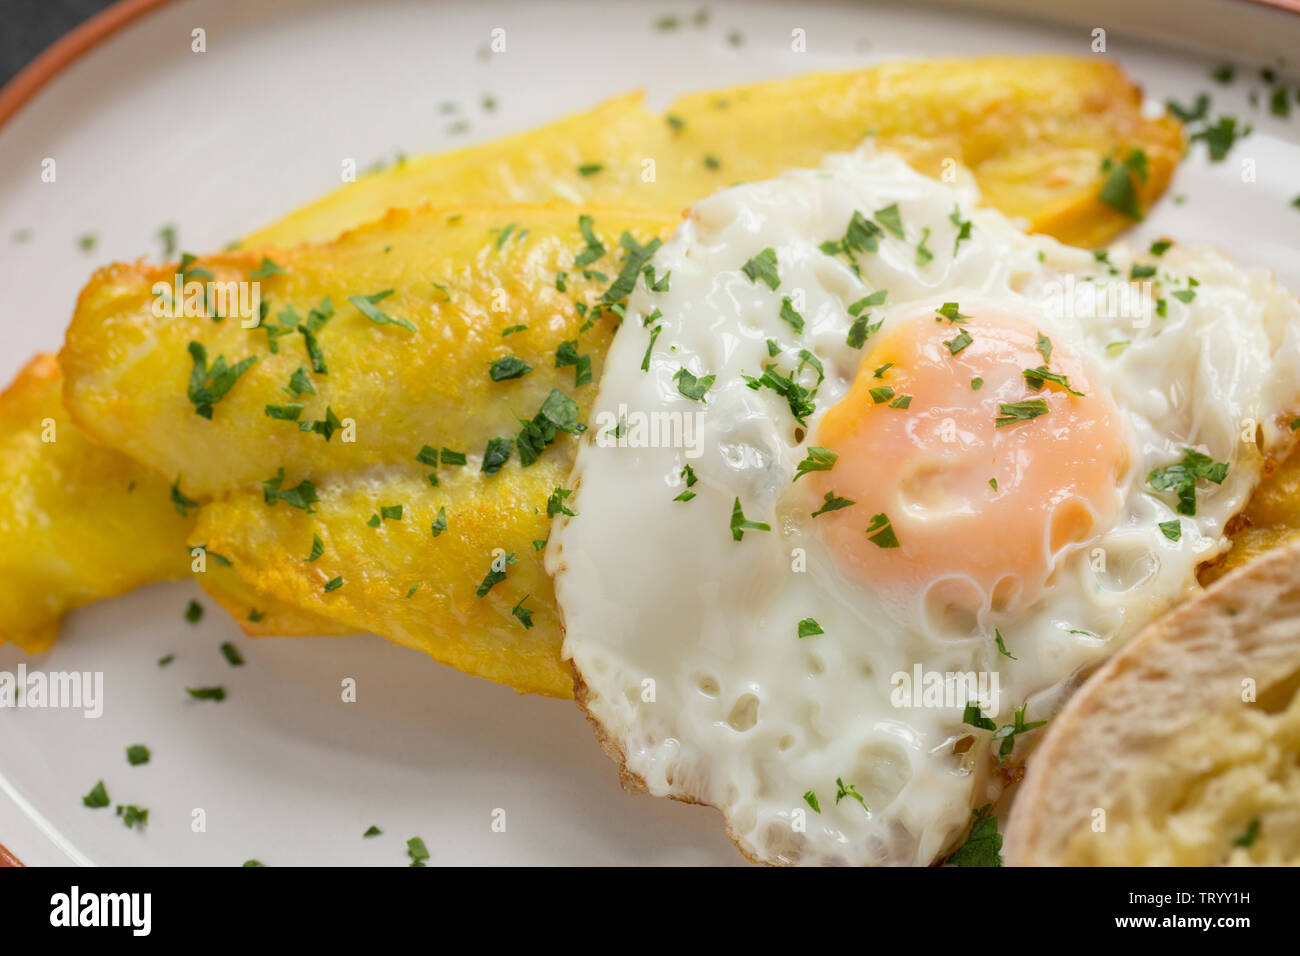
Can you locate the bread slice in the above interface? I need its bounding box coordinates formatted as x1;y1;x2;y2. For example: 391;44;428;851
1004;538;1300;865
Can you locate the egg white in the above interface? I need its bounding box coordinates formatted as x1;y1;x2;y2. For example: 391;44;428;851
546;148;1300;865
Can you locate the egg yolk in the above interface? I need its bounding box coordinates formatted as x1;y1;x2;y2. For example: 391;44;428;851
809;309;1129;620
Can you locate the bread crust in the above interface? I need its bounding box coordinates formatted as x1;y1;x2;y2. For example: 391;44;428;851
1004;538;1300;865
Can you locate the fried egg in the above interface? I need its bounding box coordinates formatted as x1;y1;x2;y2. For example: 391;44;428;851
545;148;1300;865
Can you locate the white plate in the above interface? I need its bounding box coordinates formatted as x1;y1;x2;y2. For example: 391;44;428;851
1;0;1297;866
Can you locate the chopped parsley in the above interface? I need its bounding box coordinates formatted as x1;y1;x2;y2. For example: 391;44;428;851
869;385;895;404
797;618;824;638
349;290;416;331
574;215;606;267
950;206;973;256
847;313;883;349
944;329;973;355
914;227;933;267
475;552;517;597
186;686;227;702
674;367;715;402
820;211;882;273
846;289;888;348
964;702;1046;763
126;745;151;766
874;203;904;238
407;837;430;867
936;302;968;323
641;323;663;372
265;402;304;421
740;248;780;290
835;777;868;812
184;600;203;624
511;596;535;630
262;468;319;511
994;629;1016;660
947;804;1002;867
1158;519;1182;541
803;790;821;814
220;642;244;666
889;393;912;409
744;362;816;425
576;162;604;177
1098;149;1148;219
1192;116;1250;162
295;406;342;442
1233;818;1261;849
516;389;585;466
286;366;315;397
1147;448;1229;516
83;781;110;808
157;224;177;257
865;512;899;549
599;232;662;304
793;446;837;481
546;487;576;518
489;355;532;381
673;464;699;502
306;533;324;562
295;297;335;371
249;257;286;280
171;477;199;516
117;805;148;830
1022;367;1083;396
431;507;448;537
186;342;256;419
995;400;1049;428
555;340;592;386
849;289;888;314
363;826;383;838
779;296;805;333
811;492;854;517
729;498;771;541
481;437;513;475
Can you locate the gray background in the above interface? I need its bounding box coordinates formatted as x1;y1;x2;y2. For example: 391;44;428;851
0;0;118;87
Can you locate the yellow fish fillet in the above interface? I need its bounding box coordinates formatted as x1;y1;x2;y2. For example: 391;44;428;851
9;55;1183;662
250;56;1182;251
0;354;340;649
62;206;677;695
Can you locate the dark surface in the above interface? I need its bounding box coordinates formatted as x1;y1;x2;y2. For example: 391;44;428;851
0;0;119;88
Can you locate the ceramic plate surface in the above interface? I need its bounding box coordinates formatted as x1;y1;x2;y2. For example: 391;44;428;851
1;0;1297;865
